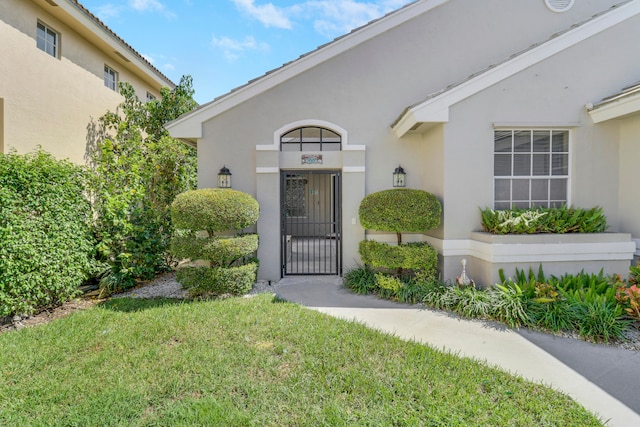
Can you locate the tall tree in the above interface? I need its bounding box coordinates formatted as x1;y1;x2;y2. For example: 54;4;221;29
88;76;198;295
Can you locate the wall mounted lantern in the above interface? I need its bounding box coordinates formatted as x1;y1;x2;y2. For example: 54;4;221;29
218;165;232;188
393;165;406;187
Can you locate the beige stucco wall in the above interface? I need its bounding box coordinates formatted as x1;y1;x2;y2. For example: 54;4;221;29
192;0;635;281
0;0;165;164
619;115;640;242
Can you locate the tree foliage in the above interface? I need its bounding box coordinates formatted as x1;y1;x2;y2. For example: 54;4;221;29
87;76;198;295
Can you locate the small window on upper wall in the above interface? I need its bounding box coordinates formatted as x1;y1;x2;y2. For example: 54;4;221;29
146;92;156;102
104;65;118;91
37;21;59;58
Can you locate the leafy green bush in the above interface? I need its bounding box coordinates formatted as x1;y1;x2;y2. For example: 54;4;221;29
343;265;437;304
359;240;438;281
176;263;258;297
359;189;441;240
170;188;260;297
0;150;94;316
171;189;260;234
170;234;259;266
480;206;607;234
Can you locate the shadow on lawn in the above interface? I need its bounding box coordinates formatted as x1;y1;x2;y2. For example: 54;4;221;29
99;297;190;313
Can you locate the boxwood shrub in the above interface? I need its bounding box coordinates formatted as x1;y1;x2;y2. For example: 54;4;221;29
171;188;259;234
176;263;258;297
359;189;441;236
0;150;94;316
170;188;260;297
170;234;259;266
359;241;438;282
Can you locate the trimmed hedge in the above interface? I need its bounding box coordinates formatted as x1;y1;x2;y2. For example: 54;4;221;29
480;206;607;234
171;189;259;234
0;150;94;316
170;234;259;266
359;241;438;281
176;263;258;297
170;188;260;297
359;189;441;233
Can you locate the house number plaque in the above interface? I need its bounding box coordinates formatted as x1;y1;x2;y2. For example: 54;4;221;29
301;154;322;164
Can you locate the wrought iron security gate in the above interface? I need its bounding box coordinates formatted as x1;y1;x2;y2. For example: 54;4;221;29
281;170;342;276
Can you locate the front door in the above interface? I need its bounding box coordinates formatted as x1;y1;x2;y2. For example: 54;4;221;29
280;170;342;276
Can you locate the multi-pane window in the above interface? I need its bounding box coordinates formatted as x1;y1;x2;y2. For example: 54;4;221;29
280;127;341;151
494;130;569;209
37;21;58;58
104;65;118;91
146;92;156;102
284;175;307;217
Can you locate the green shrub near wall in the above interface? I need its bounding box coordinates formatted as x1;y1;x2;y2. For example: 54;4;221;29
170;188;260;297
359;189;441;239
359;241;438;281
0;150;94;316
357;188;441;281
176;263;258;296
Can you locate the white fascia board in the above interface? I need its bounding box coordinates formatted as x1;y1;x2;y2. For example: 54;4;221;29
399;0;640;133
166;118;202;140
59;1;173;88
589;93;640;123
167;0;450;132
634;238;640;256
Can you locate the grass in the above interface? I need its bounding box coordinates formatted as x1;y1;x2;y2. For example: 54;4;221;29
0;295;603;426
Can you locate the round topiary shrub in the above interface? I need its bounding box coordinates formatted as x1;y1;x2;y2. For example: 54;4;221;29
171;188;259;234
170;188;260;297
170;234;259;266
176;263;258;297
359;240;438;282
358;189;441;281
359;189;441;238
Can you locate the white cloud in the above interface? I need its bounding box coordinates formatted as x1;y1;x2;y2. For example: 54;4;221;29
127;0;176;18
231;1;411;38
211;35;270;61
303;0;407;37
141;53;154;63
129;0;164;12
163;63;176;71
232;0;292;29
93;3;123;21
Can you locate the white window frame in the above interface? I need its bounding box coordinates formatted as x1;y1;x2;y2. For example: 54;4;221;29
493;128;571;209
104;65;118;91
36;21;59;58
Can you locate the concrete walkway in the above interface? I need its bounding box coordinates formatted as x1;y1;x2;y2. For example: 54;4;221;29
273;276;640;427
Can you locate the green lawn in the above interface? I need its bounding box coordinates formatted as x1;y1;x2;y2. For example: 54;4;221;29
0;295;603;426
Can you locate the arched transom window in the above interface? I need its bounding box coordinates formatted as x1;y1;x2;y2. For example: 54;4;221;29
280;126;342;151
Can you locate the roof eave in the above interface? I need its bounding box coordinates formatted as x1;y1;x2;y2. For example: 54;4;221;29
589;93;640;123
391;0;640;138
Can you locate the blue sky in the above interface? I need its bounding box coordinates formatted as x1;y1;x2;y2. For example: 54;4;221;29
80;0;412;104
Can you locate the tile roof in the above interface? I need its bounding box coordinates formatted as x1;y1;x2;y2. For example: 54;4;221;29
591;80;640;109
68;0;175;87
